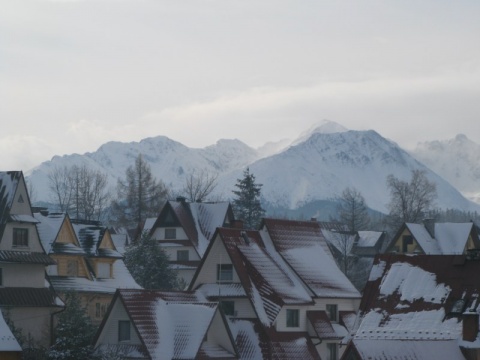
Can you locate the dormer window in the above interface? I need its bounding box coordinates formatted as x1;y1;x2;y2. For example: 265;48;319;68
165;228;176;239
13;228;28;247
451;299;466;315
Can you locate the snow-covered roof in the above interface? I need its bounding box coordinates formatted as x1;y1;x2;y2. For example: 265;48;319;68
154;200;233;257
196;283;247;299
356;231;383;248
263;218;360;299
212;228;313;327
307;311;348;340
321;229;356;254
50;260;140;294
34;212;67;254
404;222;476;254
227;318;320;360
352;254;480;358
71;220;121;258
109;289;236;359
0;311;22;352
351;339;466;360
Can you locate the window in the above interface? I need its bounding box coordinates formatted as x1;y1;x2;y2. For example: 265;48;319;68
13;228;28;247
286;309;299;327
118;320;131;342
18;195;24;203
217;264;233;282
326;304;338;322
327;343;337;360
97;262;111;278
165;228;176;239
402;235;413;253
220;301;235;316
67;260;78;276
95;303;107;319
177;250;189;261
0;268;2;286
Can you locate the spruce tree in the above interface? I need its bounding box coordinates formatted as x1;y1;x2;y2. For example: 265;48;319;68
48;291;98;360
124;232;180;289
232;167;265;229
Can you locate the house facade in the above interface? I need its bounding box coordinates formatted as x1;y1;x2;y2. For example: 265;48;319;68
93;289;238;359
386;220;480;255
145;199;235;285
0;171;63;348
189;218;361;359
35;210;140;325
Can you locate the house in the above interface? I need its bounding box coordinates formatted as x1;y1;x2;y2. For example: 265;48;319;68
0;171;63;347
93;289;238;359
35;210;140;325
189;218;361;359
145;199;235;285
321;227;386;291
342;254;480;360
385;220;480;255
0;310;22;360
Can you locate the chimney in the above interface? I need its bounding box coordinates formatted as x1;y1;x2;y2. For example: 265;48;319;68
176;196;186;203
232;220;244;229
423;218;435;238
311;217;317;222
240;231;250;245
463;311;479;342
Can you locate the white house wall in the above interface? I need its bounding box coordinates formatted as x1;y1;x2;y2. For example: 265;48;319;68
206;310;236;355
1;263;46;288
95;298;141;346
0;223;43;252
193;236;240;286
9;177;32;216
8;307;54;348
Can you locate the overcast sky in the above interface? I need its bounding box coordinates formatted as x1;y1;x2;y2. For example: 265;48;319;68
2;0;479;171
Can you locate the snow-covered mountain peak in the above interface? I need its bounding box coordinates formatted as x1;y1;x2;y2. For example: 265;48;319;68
291;120;348;146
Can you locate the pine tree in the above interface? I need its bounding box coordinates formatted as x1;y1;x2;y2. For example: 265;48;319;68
111;154;169;227
232;167;265;229
48;292;98;360
124;232;180;289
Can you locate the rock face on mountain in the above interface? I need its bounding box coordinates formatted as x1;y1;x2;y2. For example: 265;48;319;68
411;134;480;203
27;122;480;215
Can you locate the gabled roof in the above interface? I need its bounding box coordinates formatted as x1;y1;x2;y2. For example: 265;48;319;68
356;231;384;248
0;287;63;307
389;222;478;254
306;311;347;340
228;318;320;360
262;218;360;299
0;171;25;241
34;212;82;255
358;254;480;342
151;200;234;257
50;259;141;294
96;289;237;360
205;228;313;327
71;220;122;258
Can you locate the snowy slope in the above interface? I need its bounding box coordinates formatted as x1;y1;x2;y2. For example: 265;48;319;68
411;134;480;203
26;123;480;214
214;130;480;213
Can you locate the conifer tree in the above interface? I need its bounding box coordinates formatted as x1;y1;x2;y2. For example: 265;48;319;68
48;292;98;360
232;167;265;229
124;232;180;289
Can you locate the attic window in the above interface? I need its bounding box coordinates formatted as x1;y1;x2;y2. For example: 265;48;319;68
13;228;28;247
402;235;413;253
286;309;299;327
165;228;176;239
326;304;338;322
217;264;233;282
118;320;131;342
18;195;24;203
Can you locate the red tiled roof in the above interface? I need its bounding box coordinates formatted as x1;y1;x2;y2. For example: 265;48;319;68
306;310;343;340
116;289;236;359
216;228;313;326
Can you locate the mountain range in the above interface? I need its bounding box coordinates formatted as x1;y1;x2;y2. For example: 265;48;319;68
26;120;480;218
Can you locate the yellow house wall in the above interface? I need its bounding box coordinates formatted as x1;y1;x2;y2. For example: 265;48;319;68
391;228;421;254
52;255;90;278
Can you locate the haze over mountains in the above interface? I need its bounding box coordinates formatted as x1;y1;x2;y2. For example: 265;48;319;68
26;121;480;217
